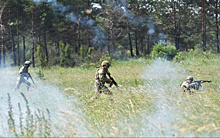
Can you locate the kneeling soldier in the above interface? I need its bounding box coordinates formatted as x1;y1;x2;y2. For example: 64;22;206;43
91;60;114;101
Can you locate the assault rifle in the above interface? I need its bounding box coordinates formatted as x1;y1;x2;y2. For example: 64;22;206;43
107;73;118;87
27;73;35;84
194;80;211;87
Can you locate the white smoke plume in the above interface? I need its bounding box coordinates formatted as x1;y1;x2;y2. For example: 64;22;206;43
0;67;95;137
33;0;106;48
140;59;185;136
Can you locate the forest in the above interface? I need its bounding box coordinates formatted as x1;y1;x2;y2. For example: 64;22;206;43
0;0;220;68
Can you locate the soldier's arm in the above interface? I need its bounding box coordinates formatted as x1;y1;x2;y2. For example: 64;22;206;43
180;81;188;88
99;70;111;83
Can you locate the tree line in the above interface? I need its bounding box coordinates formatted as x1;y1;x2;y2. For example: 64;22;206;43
0;0;219;68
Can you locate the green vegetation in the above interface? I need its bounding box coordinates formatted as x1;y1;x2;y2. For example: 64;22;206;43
41;58;153;137
151;42;178;60
8;50;220;137
171;50;220;136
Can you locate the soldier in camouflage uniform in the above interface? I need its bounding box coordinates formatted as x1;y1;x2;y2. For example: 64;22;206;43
180;76;203;94
91;61;113;101
14;61;32;91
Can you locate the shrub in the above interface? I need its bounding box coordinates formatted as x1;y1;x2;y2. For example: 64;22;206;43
59;41;73;67
37;45;47;68
151;42;178;60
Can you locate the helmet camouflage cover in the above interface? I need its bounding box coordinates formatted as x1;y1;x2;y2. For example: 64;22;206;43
24;61;31;65
187;76;193;81
101;60;111;67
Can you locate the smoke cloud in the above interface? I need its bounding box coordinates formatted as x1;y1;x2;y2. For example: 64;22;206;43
140;59;184;136
0;67;95;137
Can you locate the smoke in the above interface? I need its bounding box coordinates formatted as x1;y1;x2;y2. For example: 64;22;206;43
0;67;95;137
140;59;184;136
32;0;106;48
93;59;189;137
147;20;155;35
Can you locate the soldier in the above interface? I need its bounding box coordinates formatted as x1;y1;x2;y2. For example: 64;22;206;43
14;61;33;91
180;76;204;94
90;60;114;101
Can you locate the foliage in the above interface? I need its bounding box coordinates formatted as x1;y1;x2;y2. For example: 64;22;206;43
174;48;218;63
59;41;73;67
37;45;47;68
99;55;115;66
36;69;44;79
151;42;178;60
1;0;220;67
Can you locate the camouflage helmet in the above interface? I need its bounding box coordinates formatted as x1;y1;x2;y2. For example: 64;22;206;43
24;61;31;65
101;60;111;67
187;76;193;81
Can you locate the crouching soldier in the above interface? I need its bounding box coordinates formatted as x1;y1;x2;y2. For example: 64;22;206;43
90;61;114;102
14;61;33;91
180;76;202;94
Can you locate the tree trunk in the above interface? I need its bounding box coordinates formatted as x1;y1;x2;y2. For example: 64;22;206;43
56;42;60;57
31;9;35;67
9;8;17;66
202;0;206;49
216;0;220;53
0;33;1;67
147;35;150;54
107;31;111;56
23;36;26;62
76;19;81;53
173;0;179;50
2;28;5;67
140;36;143;55
135;30;139;56
17;7;20;66
87;1;91;48
178;0;181;50
0;5;4;67
126;18;134;57
44;30;48;62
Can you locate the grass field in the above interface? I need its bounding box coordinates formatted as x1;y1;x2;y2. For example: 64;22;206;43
3;52;219;137
42;58;153;136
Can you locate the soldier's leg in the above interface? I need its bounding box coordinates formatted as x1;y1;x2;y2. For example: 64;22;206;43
14;76;22;90
102;86;113;101
23;79;31;91
90;84;102;101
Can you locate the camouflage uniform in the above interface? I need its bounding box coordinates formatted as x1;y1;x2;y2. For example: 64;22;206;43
180;76;199;94
91;61;113;101
15;61;31;91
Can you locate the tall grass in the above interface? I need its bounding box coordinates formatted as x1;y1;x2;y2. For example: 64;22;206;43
7;92;51;137
42;58;154;136
30;52;220;137
171;51;220;136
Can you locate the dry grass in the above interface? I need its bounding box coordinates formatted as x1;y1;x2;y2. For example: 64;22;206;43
28;55;220;137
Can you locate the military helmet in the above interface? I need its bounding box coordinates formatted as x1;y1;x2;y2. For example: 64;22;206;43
101;60;111;67
187;76;193;81
24;61;31;65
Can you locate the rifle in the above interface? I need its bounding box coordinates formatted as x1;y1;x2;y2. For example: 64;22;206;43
194;80;211;87
107;73;118;87
27;73;35;84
